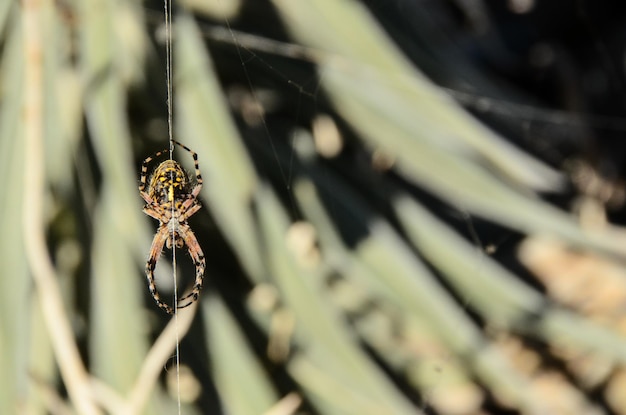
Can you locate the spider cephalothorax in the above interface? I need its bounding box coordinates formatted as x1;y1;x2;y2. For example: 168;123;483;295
139;141;205;314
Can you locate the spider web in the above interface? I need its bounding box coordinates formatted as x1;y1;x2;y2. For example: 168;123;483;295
204;2;626;415
151;1;626;414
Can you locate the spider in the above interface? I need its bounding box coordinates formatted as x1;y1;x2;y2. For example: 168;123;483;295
139;140;205;314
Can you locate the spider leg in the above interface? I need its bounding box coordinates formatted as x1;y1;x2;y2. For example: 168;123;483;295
179;201;202;222
146;226;175;314
173;140;203;198
139;190;154;206
175;224;206;309
143;204;168;222
139;148;169;193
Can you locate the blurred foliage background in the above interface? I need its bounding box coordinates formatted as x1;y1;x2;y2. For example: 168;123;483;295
5;0;626;414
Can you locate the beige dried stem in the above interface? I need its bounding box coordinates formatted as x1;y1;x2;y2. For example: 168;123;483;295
124;302;199;414
88;301;199;415
21;0;100;414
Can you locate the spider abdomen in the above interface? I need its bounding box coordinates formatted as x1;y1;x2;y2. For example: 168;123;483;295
149;160;191;207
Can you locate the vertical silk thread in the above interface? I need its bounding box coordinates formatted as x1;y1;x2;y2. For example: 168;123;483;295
163;0;182;413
